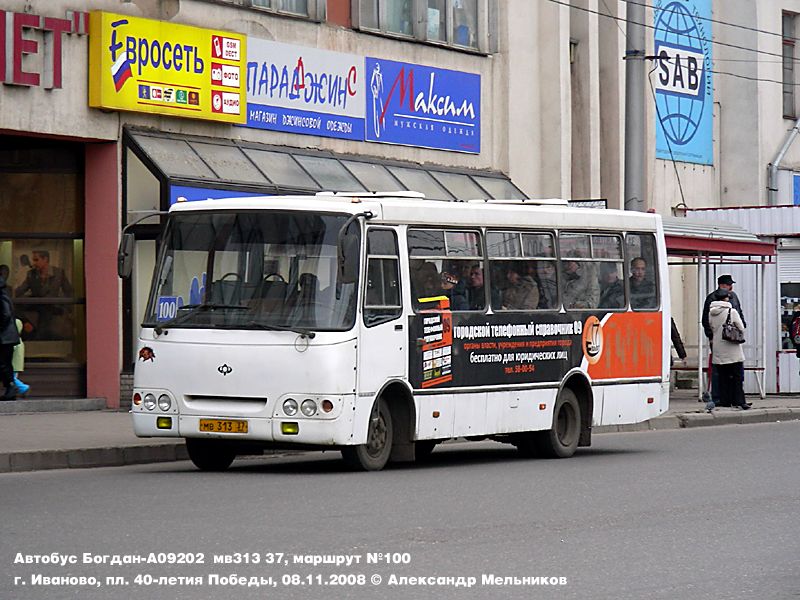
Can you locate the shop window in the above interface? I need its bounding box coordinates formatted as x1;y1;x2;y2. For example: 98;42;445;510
0;139;86;371
780;283;800;349
355;0;492;53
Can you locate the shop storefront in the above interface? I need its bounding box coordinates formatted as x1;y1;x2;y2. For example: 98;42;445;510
0;137;87;396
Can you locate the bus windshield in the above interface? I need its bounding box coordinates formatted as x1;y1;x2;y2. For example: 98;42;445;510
143;210;360;332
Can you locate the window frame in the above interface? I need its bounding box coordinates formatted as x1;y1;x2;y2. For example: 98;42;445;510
407;227;485;313
486;229;559;312
624;232;661;312
210;0;325;21
363;227;403;327
784;11;797;119
352;0;493;54
558;231;627;312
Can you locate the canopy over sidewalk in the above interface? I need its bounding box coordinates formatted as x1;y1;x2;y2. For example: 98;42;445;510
661;216;776;399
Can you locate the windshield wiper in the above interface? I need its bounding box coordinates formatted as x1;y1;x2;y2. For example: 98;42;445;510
153;303;247;335
245;320;316;339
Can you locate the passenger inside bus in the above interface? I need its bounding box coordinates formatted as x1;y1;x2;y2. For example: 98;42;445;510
562;260;599;309
535;261;558;309
501;263;539;310
466;264;489;310
440;270;469;310
629;257;656;308
598;263;625;309
413;261;441;301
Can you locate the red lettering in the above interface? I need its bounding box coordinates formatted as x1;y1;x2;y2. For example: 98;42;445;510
13;13;40;86
43;17;71;89
379;67;415;127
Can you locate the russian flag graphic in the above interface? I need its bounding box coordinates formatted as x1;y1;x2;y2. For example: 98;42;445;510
111;52;133;92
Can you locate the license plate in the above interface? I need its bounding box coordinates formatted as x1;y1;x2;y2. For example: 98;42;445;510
199;419;248;434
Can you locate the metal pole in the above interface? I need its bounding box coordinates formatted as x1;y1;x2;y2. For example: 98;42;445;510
624;0;646;212
697;253;704;400
761;259;767;399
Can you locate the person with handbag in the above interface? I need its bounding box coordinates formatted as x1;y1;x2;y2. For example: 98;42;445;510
708;289;750;410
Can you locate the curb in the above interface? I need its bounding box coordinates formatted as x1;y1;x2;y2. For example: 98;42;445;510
2;408;799;474
0;443;188;474
594;407;800;434
0;398;107;414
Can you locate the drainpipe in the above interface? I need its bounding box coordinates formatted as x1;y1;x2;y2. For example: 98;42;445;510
768;117;800;205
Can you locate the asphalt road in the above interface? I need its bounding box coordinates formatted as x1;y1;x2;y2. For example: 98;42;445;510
2;422;799;600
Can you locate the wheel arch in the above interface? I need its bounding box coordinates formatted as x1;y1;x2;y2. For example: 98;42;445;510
559;370;593;447
375;379;417;462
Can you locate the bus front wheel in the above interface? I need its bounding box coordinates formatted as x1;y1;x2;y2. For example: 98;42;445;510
342;398;393;471
535;388;581;458
186;438;236;472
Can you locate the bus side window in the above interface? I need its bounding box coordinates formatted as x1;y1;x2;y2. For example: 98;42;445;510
364;229;402;327
626;233;659;310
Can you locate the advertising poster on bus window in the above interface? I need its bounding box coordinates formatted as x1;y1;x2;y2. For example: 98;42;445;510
408;310;663;390
653;0;712;165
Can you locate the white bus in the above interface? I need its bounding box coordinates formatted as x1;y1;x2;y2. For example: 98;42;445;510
120;192;670;471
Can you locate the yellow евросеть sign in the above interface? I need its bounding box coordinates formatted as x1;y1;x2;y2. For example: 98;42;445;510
88;11;245;124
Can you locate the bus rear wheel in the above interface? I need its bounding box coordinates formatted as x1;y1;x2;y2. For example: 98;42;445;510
342;398;393;471
534;388;581;458
186;438;236;472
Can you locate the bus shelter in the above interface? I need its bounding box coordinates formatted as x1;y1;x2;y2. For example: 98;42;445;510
661;216;777;399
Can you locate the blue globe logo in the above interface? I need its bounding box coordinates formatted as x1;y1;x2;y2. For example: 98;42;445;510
654;2;709;146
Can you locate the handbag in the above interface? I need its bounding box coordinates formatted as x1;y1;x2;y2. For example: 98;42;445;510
721;308;745;344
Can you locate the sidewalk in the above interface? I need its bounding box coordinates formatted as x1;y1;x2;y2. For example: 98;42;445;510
1;390;799;473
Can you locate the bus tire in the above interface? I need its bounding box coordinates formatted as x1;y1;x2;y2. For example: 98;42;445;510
342;398;393;471
186;438;236;472
534;388;581;458
415;440;438;462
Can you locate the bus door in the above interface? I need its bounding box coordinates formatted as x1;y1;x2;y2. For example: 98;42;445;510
358;228;405;393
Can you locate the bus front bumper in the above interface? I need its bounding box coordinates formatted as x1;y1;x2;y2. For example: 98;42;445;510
131;412;355;446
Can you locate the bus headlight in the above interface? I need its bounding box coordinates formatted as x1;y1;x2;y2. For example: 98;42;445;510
283;398;298;416
300;399;317;417
143;393;156;411
157;394;171;411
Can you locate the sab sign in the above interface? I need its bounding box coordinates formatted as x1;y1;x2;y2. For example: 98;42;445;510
653;0;713;165
88;12;245;124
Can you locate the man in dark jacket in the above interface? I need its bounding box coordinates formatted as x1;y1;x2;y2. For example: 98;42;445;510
701;276;745;407
0;275;21;400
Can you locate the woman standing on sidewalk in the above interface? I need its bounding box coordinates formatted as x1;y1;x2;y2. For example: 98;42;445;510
709;290;749;410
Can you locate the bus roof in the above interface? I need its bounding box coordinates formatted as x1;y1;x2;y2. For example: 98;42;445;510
168;193;661;231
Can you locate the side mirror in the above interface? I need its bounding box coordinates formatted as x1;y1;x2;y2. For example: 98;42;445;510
118;232;135;279
339;233;360;284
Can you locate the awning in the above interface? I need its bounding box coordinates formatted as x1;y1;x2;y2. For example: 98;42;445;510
662;215;776;257
124;128;526;201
